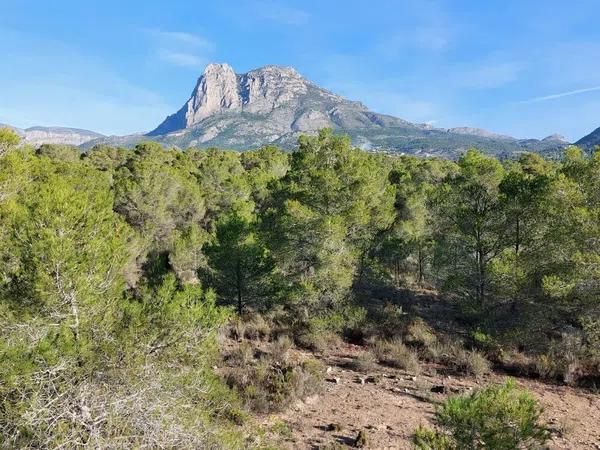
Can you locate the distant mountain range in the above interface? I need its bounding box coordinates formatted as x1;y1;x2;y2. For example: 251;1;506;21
4;63;598;158
1;124;104;147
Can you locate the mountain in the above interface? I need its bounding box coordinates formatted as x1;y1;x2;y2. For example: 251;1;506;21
0;63;561;158
576;127;600;150
98;63;564;158
1;124;104;147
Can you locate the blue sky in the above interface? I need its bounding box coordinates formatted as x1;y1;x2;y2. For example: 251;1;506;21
1;0;599;141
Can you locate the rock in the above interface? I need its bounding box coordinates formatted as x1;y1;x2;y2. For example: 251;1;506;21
327;423;342;432
354;430;369;448
304;394;319;405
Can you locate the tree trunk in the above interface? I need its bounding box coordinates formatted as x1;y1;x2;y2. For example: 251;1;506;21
417;245;424;287
236;260;243;315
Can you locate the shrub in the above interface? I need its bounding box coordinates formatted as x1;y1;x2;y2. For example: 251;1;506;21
451;349;491;378
414;425;454;449
349;351;378;372
406;318;437;348
414;379;549;450
370;339;421;373
270;335;293;361
225;339;324;413
294;329;341;354
243;313;272;341
226;341;255;366
499;350;537;377
421;340;455;363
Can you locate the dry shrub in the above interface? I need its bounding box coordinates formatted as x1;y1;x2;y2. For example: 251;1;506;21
226;339;324;413
229;317;246;341
499;350;537;377
421;340;455;363
2;361;247;449
349;351;378;372
406;318;437;348
294;330;341;355
369;339;421;373
243;313;272;341
226;341;255;366
451;349;491;378
270;335;293;362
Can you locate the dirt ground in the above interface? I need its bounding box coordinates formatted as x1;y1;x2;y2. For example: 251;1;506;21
266;342;600;450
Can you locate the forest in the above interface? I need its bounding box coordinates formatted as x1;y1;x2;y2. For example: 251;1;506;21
0;126;599;448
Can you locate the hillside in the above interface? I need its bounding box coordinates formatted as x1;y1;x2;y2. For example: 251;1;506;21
576;126;600;150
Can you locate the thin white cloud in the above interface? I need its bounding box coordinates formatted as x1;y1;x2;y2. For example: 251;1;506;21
149;30;214;49
147;29;214;69
158;50;206;68
255;2;310;25
521;85;600;103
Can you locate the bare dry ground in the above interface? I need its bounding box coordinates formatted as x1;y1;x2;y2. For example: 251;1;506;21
266;343;600;450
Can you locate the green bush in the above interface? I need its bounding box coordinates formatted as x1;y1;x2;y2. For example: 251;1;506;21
414;379;549;450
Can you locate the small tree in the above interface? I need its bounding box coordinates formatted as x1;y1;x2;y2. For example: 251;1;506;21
414;379;549;450
205;212;274;314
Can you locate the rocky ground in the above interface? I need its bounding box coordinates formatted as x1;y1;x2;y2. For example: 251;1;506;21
265;342;600;450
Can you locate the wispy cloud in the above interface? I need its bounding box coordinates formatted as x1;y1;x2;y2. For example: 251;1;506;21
147;29;214;69
520;85;600;103
255;2;310;26
157;50;207;68
149;30;214;49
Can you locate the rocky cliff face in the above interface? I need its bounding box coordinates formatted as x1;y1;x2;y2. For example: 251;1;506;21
148;63;414;140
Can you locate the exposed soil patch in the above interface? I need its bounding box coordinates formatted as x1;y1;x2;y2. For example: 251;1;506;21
267;342;600;449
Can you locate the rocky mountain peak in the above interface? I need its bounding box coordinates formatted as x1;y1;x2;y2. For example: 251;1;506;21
143;62;570;158
186;62;240;125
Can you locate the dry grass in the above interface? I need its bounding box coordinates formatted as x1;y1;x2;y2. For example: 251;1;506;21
369;338;422;374
450;349;491;378
349;351;378;372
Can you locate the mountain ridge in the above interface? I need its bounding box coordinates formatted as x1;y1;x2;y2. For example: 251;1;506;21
134;63;569;157
0;124;104;147
576;127;600;150
1;63;587;157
